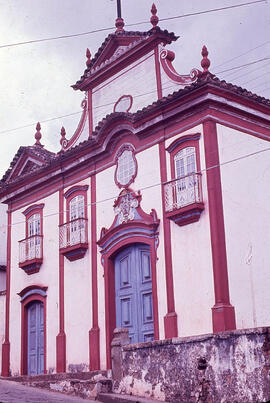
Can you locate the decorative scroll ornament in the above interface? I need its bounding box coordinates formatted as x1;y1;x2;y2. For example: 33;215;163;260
59;98;88;152
114;94;133;113
160;49;201;85
114;188;139;224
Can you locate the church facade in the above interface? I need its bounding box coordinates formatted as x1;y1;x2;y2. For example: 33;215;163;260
0;6;270;377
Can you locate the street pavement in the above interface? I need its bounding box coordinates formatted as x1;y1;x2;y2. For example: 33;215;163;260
0;379;100;403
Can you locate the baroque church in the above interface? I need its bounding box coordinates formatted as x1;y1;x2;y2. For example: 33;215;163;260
0;4;270;395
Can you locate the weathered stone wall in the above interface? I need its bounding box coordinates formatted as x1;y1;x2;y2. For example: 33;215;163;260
115;327;270;403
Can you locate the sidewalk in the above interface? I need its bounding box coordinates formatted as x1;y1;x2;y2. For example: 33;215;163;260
0;379;100;403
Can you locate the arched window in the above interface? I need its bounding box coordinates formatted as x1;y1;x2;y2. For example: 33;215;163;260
28;213;41;237
70;195;85;220
60;185;89;261
164;134;204;226
19;204;44;274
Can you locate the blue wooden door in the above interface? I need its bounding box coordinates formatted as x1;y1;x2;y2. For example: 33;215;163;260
115;244;154;343
28;301;44;375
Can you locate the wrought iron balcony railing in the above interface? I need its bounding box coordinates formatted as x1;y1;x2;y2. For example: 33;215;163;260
164;173;204;226
19;235;43;274
164;173;203;212
59;218;88;261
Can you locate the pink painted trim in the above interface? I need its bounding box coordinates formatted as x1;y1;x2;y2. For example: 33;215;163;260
23;204;44;239
20;293;47;375
160;49;200;84
64;185;89;200
114;144;138;189
98;195;160;369
56;187;66;373
203;120;236;332
75;32;174;91
88;90;93;136
102;237;159;369
18;285;48;298
4;107;270;214
154;47;162;99
168;134;201;180
89;174;100;370
1;209;11;376
62;99;88;151
113;95;133;113
65;186;88;222
159;141;178;338
8;152;45;182
22;203;44;217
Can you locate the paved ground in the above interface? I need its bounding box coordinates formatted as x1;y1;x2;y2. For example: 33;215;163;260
0;379;100;403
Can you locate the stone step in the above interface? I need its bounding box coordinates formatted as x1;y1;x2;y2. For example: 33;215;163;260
3;369;108;383
98;393;168;403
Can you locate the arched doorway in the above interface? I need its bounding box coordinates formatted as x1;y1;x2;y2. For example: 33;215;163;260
97;188;160;368
19;285;47;375
114;243;154;344
27;301;44;375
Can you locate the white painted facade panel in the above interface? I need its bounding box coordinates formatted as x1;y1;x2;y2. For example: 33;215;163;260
92;52;157;129
0;294;5;371
218;124;270;329
0;203;7;267
9;192;60;374
96;144;166;366
96;165;116;369
64;179;92;371
166;125;214;336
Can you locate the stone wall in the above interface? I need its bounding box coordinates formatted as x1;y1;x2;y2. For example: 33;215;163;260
113;327;270;403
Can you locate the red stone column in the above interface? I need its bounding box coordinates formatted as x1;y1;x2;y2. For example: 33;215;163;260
89;174;100;370
56;188;66;372
1;209;11;377
203;120;236;332
159;141;178;338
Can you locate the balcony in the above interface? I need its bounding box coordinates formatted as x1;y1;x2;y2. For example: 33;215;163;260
164;173;204;226
19;235;43;275
59;218;88;261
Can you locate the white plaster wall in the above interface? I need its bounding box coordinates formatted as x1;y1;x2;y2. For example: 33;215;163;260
96;144;166;368
96;165;116;369
92;52;157;128
0;271;6;292
0;294;5;371
218;124;270;329
165;125;215;337
64;179;92;371
9;192;59;375
0;203;7;266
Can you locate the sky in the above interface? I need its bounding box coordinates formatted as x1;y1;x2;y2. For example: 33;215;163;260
0;0;269;179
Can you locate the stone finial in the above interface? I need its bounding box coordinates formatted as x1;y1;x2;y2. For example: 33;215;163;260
151;3;159;28
201;45;211;73
60;126;67;149
34;122;42;146
86;48;91;67
115;17;125;33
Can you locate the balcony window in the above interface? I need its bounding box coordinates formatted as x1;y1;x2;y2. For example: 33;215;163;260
165;134;204;226
60;185;89;261
19;204;44;274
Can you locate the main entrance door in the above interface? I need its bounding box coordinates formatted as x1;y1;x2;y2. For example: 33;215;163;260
27;301;44;375
114;244;154;344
